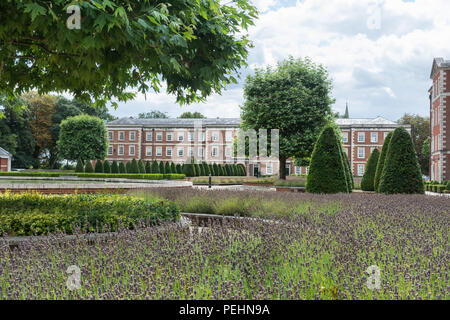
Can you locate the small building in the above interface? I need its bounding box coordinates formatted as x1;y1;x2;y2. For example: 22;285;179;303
0;147;12;172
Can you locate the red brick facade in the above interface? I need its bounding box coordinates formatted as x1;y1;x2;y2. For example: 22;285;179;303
0;147;11;172
429;58;450;182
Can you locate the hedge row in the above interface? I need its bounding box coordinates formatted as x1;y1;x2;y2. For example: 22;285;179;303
424;184;448;193
0;172;185;180
0;192;180;236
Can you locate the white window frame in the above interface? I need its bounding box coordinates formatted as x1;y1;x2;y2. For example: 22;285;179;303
156;132;163;142
266;163;273;175
357;164;365;176
212;132;219;142
225;146;231;157
295;166;301;174
358;132;365;143
188;147;194;157
118;145;124;155
198;132;205;142
358;147;365;159
371;132;378;143
177;132;184;141
342;132;348;143
177;147;184;157
225;131;233;142
129;145;135;156
198;147;204;157
129;131;136;141
108;146;113;155
212;146;218;157
118;131;124;141
166;132;173;142
188;132;194;142
156;147;162;156
146;132;152;141
166;147;172;157
146;147;152;157
108;131;113;141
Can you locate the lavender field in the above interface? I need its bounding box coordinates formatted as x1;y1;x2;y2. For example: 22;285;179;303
0;191;448;300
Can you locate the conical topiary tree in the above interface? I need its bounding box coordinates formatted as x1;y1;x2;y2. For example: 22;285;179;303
126;162;131;173
342;151;353;191
111;160;119;174
165;162;171;174
203;163;210;176
199;163;205;176
94;160;104;173
209;164;215;176
225;164;231;176
138;159;146;173
183;163;195;177
75;159;84;173
171;162;176;174
336;140;350;193
361;148;380;191
176;164;182;174
129;159;139;174
85;161;94;173
103;160;111;174
119;162;126;173
306;125;349;194
145;161;152;174
194;164;201;176
159;161;165;174
213;163;219;176
378;127;424;194
374;131;393;192
152;161;160;173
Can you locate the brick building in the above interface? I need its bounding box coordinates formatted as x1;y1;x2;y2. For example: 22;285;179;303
429;58;450;182
0;147;12;172
105;116;409;177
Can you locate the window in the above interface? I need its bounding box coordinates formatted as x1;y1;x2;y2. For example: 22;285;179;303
129;132;135;141
212;146;218;157
177;148;184;157
146;147;152;156
108;131;113;141
119;132;124;141
146;132;152;141
383;132;388;139
198;147;204;157
225;131;233;142
166;147;172;157
198;132;205;142
188;147;194;156
342;132;348;143
266;163;273;175
108;146;113;155
358;132;365;143
156;147;162;156
357;164;365;176
225;146;231;157
358;147;365;159
371;132;378;143
295;166;301;174
178;132;184;141
156;132;163;141
129;145;135;156
118;145;124;155
212;132;219;142
188;132;194;141
166;132;173;141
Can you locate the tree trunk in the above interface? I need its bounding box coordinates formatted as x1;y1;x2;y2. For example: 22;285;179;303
279;155;286;180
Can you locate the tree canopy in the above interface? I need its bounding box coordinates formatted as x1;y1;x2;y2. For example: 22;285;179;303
241;57;334;179
0;0;257;107
178;111;206;118
138;110;168;119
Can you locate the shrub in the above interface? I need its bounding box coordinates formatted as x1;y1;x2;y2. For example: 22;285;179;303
195;164;201;176
111;160;119;174
447;181;450;191
306;125;349;194
183;164;195;177
159;161;165;174
165;162;171;174
85;161;94;173
0;192;180;236
203;163;210;176
176;164;182;174
171;163;176;174
209;164;215;176
152;161;160;174
199;164;205;176
126;162;131;173
213;163;219;176
374;131;393;192
75;159;84;173
342;151;353;191
238;164;246;176
379;127;424;194
103;160;111;174
119;162;126;173
129;159;139;174
361;148;380;191
138;160;146;174
94;160;104;173
145;161;152;174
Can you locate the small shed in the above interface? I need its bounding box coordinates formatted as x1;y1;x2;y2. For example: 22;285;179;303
0;147;12;172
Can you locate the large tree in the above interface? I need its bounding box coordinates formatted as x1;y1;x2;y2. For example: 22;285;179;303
0;0;257;107
397;114;430;175
241;57;334;179
178;111;206;119
57;114;108;161
138;110;168;119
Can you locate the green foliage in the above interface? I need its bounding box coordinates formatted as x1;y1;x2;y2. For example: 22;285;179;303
152;161;160;174
94;160;104;173
1;0;258;107
237;164;246;176
213;163;219;176
176;164;182;174
165;162;171;174
183;163;196;177
209;164;215;176
199;164;205;176
57;115;107;161
374;132;393;192
159;162;165;174
118;162;126;173
128;159;138;174
202;163;211;176
171;163;176;175
138;160;146;174
75;159;84;173
342;152;353;191
446;181;450;191
361;148;380;191
84;161;94;173
145;161;152;174
306;125;349;194
126;162;131;173
111;160;119;174
379;128;424;194
103;160;111;174
0;172;185;180
194;164;201;176
178;112;206;119
138;111;168;119
241;57;334;178
0;193;179;236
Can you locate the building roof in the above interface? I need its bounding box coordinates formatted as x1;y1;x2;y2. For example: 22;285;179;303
0;146;12;158
107;117;241;127
335;116;397;126
430;57;450;78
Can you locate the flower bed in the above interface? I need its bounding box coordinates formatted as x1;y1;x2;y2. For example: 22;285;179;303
0;192;179;236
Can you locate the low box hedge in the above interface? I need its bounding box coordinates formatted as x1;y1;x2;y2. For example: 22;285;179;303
0;172;185;180
0;192;180;236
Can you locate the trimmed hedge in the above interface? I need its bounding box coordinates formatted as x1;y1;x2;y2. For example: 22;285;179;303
119;162;126;173
85;161;94;173
94;160;104;173
75;159;84;173
374;131;393;192
378;127;424;194
0;192;180;236
0;172;185;180
103;160;111;174
361;148;379;191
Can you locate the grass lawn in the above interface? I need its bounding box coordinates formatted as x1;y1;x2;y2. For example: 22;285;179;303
0;189;447;300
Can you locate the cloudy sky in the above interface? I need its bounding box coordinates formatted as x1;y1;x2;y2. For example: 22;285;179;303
109;0;450;121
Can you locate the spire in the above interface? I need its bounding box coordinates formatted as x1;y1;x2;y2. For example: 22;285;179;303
343;102;349;119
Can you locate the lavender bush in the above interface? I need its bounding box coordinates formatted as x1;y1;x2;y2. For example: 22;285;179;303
0;192;448;300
